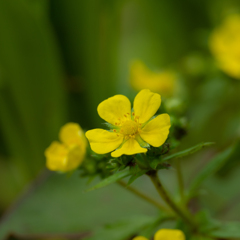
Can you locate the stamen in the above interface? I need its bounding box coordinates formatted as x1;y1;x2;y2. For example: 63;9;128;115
120;119;140;139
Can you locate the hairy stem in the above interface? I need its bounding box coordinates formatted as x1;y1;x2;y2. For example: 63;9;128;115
176;160;185;202
147;170;197;231
118;180;169;212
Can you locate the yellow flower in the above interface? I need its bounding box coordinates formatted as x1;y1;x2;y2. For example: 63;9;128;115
130;60;177;98
85;89;171;158
45;123;86;172
133;229;185;240
209;14;240;79
133;237;148;240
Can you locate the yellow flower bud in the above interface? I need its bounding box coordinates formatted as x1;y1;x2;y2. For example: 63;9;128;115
154;229;185;240
45;123;86;172
132;228;185;240
132;237;148;240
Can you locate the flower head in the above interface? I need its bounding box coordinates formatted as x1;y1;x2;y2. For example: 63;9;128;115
130;60;177;98
45;123;86;172
86;89;171;158
133;229;185;240
209;14;240;79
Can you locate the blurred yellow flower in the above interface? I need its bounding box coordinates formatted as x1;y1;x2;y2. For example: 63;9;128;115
130;60;177;97
45;123;86;172
209;14;240;79
133;237;148;240
133;228;185;240
86;89;171;158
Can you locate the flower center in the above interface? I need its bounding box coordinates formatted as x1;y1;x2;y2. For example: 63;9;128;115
120;120;139;136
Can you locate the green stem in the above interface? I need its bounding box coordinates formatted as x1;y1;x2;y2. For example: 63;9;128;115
176;160;184;202
118;180;169;213
147;170;197;231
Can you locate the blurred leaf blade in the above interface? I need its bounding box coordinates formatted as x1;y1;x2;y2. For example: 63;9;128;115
209;222;240;238
189;145;235;195
50;0;124;127
0;171;156;239
0;0;66;176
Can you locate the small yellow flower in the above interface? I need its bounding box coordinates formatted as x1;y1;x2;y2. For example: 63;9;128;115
209;14;240;79
45;123;86;172
133;237;148;240
133;229;185;240
130;60;177;98
85;89;171;158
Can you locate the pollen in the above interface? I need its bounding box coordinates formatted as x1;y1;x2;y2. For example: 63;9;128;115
120;120;139;136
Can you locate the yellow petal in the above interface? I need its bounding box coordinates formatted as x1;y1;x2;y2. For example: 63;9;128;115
133;89;161;124
45;142;85;172
85;129;123;154
45;141;68;172
111;138;147;157
154;229;185;240
140;114;170;147
97;95;131;126
59;122;86;147
65;145;86;171
132;237;149;240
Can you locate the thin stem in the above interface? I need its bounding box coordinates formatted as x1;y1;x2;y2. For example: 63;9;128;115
147;170;197;231
117;180;169;212
176;160;184;202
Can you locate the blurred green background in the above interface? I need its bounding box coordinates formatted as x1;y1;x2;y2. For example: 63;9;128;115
0;0;240;239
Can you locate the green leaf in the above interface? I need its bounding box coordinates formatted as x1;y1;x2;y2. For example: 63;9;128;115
209;222;240;238
127;169;148;185
86;169;131;192
84;215;158;240
150;158;162;170
195;210;220;233
188;145;235;195
162;142;214;162
129;164;141;175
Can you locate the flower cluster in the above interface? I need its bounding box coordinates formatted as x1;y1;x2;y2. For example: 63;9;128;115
86;89;171;157
133;229;185;240
43;89;223;240
44;89;171;172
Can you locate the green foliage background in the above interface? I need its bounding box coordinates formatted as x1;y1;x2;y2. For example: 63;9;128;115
0;0;240;239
